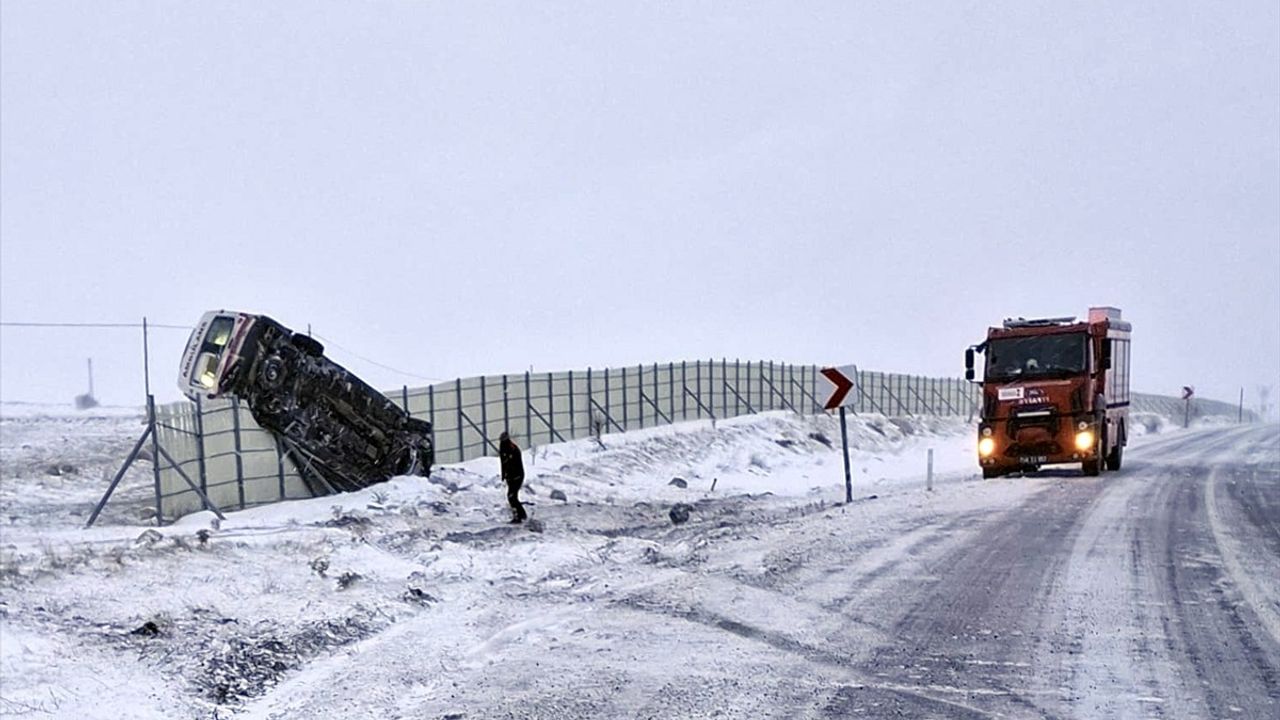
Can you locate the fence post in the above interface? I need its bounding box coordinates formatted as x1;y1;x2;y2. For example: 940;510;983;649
787;363;794;411
456;378;464;462
428;384;435;431
605;367;612;428
569;370;576;438
402;385;410;413
193;395;209;497
770;361;776;410
655;363;662;425
694;361;701;418
524;372;531;443
722;358;728;417
505;375;519;439
480;376;489;451
623;365;630;430
587;367;593;433
681;361;688;420
637;363;645;425
667;362;674;422
153;402;167;522
757;360;764;411
232;397;246;510
547;372;555;444
813;365;819;414
739;360;745;414
274;435;287;502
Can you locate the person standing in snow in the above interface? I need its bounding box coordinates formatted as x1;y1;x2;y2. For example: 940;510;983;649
498;431;527;524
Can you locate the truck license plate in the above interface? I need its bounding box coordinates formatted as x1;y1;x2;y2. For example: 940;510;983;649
1019;456;1047;464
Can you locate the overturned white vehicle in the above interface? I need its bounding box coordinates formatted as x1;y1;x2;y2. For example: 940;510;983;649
179;311;433;493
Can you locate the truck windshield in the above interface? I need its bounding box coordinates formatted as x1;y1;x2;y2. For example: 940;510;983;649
985;333;1086;381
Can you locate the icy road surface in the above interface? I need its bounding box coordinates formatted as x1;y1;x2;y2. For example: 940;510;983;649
1;411;1276;719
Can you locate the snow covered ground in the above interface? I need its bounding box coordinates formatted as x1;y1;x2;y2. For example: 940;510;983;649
0;406;1230;718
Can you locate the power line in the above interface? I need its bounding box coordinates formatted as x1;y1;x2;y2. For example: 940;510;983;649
0;321;193;330
0;321;445;383
311;333;446;383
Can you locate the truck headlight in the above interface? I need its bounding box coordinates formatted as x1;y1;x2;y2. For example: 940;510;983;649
200;370;216;389
1074;430;1095;451
981;427;993;437
978;437;996;457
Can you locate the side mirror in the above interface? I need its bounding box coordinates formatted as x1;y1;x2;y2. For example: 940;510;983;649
964;348;975;381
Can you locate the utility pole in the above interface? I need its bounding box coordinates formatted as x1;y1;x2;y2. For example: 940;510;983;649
1239;387;1244;424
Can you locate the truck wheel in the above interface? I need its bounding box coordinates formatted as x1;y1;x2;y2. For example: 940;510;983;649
259;356;287;389
292;334;325;357
1105;434;1124;471
1083;427;1105;476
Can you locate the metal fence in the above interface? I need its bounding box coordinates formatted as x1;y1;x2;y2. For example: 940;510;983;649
153;397;313;521
153;361;981;520
1130;392;1251;424
150;360;1256;522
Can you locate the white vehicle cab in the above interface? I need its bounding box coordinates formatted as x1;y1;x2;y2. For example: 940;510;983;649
178;311;260;401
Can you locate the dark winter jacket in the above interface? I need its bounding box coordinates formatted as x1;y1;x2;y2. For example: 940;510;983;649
499;438;524;482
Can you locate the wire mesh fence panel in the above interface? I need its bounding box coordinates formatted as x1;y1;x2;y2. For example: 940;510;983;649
152;360;1007;521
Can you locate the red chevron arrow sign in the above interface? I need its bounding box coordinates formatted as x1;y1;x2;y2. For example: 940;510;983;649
819;365;857;410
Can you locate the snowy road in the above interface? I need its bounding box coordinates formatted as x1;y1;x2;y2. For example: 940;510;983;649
827;425;1280;719
235;424;1279;719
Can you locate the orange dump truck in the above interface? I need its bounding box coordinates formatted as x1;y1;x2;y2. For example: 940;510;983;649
965;307;1131;478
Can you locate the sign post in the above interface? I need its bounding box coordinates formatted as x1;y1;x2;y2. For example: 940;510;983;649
819;365;858;503
1182;385;1195;429
839;407;852;503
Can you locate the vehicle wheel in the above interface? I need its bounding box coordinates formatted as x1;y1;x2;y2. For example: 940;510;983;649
1105;427;1124;471
250;394;286;429
388;446;419;476
292;334;325;357
259;356;287;389
1082;426;1103;476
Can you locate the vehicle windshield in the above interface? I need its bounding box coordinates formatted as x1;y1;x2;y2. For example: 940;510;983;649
202;317;235;356
985;333;1087;380
187;316;235;389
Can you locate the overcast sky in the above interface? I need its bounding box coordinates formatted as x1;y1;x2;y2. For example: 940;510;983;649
2;1;1277;412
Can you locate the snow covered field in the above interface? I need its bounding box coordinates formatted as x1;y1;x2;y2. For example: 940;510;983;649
0;406;1243;718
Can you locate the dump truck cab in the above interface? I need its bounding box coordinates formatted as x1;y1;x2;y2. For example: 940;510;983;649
965;307;1131;478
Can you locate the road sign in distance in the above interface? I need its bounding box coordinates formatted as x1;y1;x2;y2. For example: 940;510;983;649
819;365;857;411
